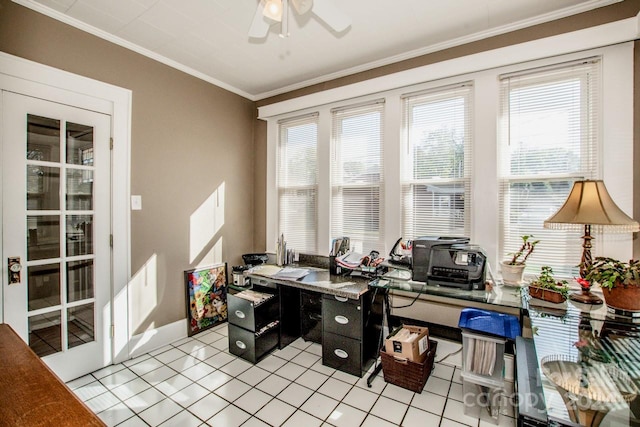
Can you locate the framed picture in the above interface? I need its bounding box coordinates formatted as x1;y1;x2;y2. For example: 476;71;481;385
184;263;228;336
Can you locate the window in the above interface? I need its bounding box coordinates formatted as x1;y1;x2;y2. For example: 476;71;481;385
498;59;600;276
277;114;318;253
401;83;472;239
331;101;384;253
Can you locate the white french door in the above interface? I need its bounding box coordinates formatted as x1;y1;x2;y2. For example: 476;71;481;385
2;91;112;381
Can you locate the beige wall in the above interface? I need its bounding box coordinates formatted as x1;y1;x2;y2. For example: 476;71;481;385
253;0;640;258
0;0;257;334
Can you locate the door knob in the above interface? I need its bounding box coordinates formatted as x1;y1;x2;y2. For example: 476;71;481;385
8;257;22;284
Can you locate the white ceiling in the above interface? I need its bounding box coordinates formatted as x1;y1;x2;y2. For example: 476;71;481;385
18;0;619;100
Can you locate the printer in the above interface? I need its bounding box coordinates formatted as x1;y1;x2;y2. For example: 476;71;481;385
412;236;487;290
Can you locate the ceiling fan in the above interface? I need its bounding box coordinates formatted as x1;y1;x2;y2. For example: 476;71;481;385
249;0;351;39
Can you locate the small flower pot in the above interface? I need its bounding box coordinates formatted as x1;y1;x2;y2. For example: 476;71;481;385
501;261;526;286
528;285;567;303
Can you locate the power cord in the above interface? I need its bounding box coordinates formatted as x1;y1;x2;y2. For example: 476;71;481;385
435;347;462;364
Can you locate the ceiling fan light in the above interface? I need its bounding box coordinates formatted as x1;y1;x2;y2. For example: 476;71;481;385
263;0;283;22
291;0;313;15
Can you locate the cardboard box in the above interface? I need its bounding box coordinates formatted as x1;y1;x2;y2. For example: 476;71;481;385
384;325;430;362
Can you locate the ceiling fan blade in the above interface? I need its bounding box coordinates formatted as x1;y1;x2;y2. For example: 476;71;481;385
291;0;313;15
248;0;272;39
311;0;350;32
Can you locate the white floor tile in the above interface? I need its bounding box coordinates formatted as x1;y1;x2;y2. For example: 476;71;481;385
295;369;329;390
317;378;353;401
331;370;360;385
181;361;216;381
128;357;165;376
117;415;148;427
310;359;337;376
443;398;481;426
142;365;179;386
125;387;166;413
342;386;379;413
111;378;152;401
220;357;254;376
234;388;273;414
91;363;126;380
453;367;463;384
86;391;120;413
167;354;200;372
291;351;321;368
381;383;415;404
207;404;251;426
410;390;446;416
307;343;323;356
355;371;386;394
213;324;228;336
277;382;315;408
256;373;291;396
197;369;234;392
159;409;203;427
423;375;451;397
300;392;340;420
210;337;229;351
433;362;456;381
154;374;193;397
449;381;464;402
361;414;398;427
154;348;187;365
282;410;323;427
255;398;297;426
122;353;151;368
97;402;135;427
290;338;313;350
272;345;303;360
196;331;225;345
74;381;109;401
205;350;236;368
190;345;220;361
275;362;307;381
441;417;475;427
67;374;95;390
99;368;140;390
238;365;271;386
177;340;206;355
369;395;408;425
138;398;183;426
402;406;441;427
213;378;252;401
187;392;229;421
326;402;368;427
256;354;288;372
242;417;271;427
171;383;210;408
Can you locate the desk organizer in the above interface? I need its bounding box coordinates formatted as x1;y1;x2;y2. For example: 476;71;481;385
380;339;437;393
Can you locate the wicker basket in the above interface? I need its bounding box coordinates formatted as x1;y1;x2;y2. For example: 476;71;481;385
380;339;438;393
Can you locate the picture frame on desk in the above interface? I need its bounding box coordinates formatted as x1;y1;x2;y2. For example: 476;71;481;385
184;263;228;336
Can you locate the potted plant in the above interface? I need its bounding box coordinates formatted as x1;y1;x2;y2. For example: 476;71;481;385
584;257;640;312
528;266;569;303
501;235;540;286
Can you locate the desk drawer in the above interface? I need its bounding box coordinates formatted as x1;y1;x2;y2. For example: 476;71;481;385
228;323;279;364
323;331;362;377
323;294;361;339
228;293;278;332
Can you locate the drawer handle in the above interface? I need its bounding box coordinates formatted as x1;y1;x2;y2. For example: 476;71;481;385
334;349;348;359
235;340;247;350
235;310;246;319
334;315;349;325
334;295;348;302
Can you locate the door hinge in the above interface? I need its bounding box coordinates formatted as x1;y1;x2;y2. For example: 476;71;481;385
110;325;115;338
110;137;113;150
110;234;113;248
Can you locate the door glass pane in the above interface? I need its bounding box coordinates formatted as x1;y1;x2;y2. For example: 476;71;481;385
66;215;93;257
67;304;95;349
26;165;60;210
29;311;61;357
66;122;94;166
66;169;93;210
27;215;60;261
67;260;94;302
27;264;61;311
27;114;60;162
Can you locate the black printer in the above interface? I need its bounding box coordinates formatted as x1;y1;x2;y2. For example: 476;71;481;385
411;236;487;290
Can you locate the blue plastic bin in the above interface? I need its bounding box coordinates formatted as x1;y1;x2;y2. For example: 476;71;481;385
458;308;520;340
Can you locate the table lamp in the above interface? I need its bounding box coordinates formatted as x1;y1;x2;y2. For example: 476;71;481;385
543;180;639;304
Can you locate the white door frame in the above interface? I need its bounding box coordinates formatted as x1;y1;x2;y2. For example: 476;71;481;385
0;52;132;364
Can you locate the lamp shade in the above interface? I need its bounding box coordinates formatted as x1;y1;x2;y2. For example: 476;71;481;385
544;180;639;232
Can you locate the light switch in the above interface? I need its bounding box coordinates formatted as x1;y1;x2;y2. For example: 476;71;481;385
131;195;142;210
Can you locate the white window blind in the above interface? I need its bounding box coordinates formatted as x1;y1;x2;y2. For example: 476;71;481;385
401;83;472;239
498;58;600;277
331;101;384;253
278;114;318;253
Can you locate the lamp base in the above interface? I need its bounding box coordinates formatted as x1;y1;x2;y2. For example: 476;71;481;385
569;289;603;305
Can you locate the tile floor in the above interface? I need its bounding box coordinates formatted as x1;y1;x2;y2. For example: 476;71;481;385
68;323;517;427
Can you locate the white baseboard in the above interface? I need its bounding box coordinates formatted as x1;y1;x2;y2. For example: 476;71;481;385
128;318;187;359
